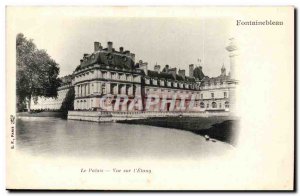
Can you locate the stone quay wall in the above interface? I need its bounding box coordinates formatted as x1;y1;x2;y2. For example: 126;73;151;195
67;110;230;122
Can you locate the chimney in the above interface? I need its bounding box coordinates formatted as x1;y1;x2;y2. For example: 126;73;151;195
154;65;161;73
83;54;89;60
119;47;124;53
130;53;135;61
107;41;113;52
80;59;83;64
163;64;169;73
189;64;194;77
94;42;100;52
178;69;186;77
137;60;148;75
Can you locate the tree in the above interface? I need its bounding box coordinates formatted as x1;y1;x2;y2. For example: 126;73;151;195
193;66;205;80
60;87;75;118
16;33;61;112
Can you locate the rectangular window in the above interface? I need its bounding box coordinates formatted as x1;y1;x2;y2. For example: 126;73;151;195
211;93;214;98
102;84;106;94
224;92;227;98
201;94;203;99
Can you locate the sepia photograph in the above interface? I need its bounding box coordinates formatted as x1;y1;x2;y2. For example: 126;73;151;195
6;6;294;190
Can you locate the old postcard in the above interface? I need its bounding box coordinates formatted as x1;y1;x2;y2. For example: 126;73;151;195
6;6;294;190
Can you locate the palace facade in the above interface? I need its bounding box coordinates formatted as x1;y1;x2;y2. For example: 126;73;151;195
30;39;238;114
72;40;238;112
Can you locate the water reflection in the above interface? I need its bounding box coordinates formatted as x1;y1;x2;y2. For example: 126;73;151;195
17;117;232;159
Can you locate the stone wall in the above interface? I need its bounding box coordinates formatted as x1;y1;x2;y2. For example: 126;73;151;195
67;110;230;122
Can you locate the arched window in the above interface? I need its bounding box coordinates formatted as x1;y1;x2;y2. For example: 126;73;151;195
200;102;205;108
212;102;217;108
225;101;230;108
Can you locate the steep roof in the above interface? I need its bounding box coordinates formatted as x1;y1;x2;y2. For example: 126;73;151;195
176;74;185;81
160;72;176;80
59;74;73;85
147;70;160;78
185;76;196;82
147;70;176;80
201;75;230;84
146;70;197;82
78;50;135;70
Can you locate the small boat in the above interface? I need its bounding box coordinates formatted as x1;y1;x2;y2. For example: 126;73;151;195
204;135;210;141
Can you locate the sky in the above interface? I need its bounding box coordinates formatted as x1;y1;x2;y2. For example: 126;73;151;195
10;7;233;77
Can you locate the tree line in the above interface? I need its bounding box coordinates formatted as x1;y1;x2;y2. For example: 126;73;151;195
16;33;61;112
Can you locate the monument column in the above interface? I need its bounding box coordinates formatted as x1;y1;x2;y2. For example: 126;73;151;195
226;38;238;115
226;38;238;79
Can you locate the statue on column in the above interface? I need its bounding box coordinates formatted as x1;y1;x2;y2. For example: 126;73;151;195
226;38;238;79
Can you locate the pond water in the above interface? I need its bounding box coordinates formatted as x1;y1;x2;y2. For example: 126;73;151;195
16;117;233;159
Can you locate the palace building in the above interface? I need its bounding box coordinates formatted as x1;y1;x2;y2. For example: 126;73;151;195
30;39;238;114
